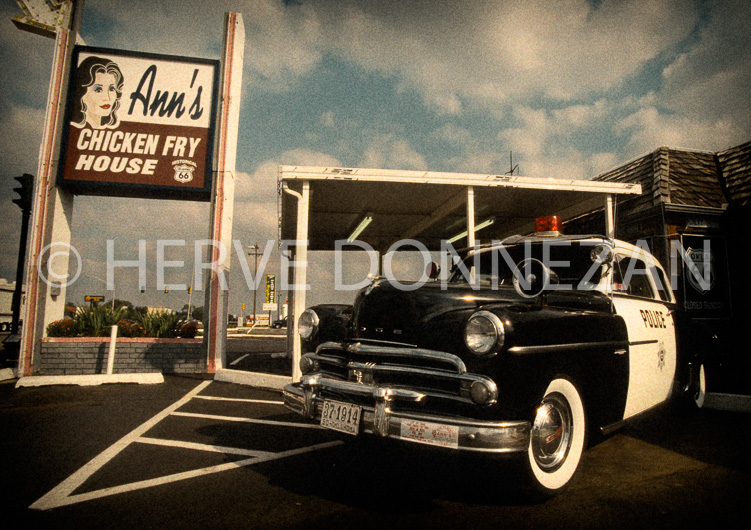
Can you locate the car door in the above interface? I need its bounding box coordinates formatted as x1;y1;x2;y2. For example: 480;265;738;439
611;253;677;419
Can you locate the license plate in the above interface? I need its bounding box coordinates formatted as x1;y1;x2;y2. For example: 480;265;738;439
320;399;361;435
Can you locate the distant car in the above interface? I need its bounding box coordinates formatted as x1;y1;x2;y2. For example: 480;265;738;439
271;316;287;329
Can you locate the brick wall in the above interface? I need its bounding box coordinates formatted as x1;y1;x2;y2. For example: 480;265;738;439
40;337;205;375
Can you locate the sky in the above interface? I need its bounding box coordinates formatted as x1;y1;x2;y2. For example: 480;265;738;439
0;0;749;317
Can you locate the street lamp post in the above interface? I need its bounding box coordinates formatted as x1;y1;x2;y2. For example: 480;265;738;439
90;274;116;311
248;243;259;325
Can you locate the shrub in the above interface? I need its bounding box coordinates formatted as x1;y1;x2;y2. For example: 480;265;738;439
46;318;77;337
75;304;126;337
45;306;197;339
116;319;146;338
136;311;182;338
178;320;199;339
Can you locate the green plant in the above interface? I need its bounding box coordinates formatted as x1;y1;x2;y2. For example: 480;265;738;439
74;304;126;337
46;318;78;337
136;311;183;338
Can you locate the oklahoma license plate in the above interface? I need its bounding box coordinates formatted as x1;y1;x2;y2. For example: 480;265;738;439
320;399;361;435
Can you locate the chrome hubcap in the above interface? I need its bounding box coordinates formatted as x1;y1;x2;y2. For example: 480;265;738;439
531;393;572;472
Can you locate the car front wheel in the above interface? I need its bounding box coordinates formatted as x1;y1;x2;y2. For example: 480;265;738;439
525;377;587;495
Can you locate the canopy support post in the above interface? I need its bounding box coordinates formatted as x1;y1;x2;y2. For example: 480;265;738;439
283;181;310;382
605;194;615;239
466;186;476;248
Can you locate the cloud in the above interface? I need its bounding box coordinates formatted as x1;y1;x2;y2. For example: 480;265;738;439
360;134;427;170
304;0;698;113
320;111;335;128
615;105;742;157
233;148;342;239
655;0;751;144
0;103;45;174
498;101;621;179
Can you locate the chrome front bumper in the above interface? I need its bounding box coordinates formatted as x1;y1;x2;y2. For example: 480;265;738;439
283;375;530;453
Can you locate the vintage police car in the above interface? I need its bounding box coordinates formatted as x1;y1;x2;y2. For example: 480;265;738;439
283;218;703;495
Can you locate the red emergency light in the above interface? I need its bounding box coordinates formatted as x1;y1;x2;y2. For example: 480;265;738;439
535;215;562;235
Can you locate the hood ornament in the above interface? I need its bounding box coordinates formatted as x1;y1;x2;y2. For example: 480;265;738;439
364;273;383;295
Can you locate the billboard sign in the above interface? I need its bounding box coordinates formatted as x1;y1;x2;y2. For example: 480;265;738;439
263;274;277;311
58;46;219;200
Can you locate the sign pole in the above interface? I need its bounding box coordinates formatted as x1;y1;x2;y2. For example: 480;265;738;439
18;27;78;376
204;12;244;373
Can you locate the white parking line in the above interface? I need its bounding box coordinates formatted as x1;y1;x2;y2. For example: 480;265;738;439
136;436;275;457
30;380;340;511
229;354;250;365
193;395;284;405
37;441;342;510
30;380;211;511
171;411;324;429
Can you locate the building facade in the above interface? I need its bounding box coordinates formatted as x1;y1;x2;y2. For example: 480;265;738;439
566;141;751;395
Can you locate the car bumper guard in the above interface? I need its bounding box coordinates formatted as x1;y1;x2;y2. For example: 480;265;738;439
283;375;530;453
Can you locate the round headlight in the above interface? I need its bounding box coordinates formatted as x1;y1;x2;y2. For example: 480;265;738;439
464;311;505;355
298;308;320;340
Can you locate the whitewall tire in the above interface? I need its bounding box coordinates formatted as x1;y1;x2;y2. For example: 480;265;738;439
526;377;587;495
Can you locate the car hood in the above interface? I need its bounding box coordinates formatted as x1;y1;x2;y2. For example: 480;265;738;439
352;278;613;348
352;280;521;345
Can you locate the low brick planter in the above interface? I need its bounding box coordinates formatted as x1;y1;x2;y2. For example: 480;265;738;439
40;337;205;375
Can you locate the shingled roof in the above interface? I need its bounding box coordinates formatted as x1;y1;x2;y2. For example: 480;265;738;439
717;141;751;207
593;141;750;211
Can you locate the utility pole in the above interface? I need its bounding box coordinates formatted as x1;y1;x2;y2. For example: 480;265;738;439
248;243;259;325
187;261;194;321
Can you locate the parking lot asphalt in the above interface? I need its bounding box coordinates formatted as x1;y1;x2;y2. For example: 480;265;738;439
1;373;750;529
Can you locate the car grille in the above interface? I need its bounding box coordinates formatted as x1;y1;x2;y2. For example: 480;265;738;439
302;340;496;411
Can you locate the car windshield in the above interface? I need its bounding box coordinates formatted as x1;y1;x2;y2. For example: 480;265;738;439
448;240;607;289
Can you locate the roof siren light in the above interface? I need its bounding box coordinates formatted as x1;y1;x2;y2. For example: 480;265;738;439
534;215;562;236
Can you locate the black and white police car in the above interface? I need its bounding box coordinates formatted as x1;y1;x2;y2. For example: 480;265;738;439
284;216;704;495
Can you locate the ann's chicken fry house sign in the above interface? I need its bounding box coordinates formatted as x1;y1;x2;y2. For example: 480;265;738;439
58;46;219;200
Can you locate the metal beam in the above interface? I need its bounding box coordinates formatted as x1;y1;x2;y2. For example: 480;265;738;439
279;166;643;196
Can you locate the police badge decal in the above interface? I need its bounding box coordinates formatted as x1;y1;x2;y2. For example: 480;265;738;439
172;159;198;183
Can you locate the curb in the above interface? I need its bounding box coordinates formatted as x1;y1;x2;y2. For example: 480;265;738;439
1;368;17;382
15;373;165;388
704;392;751;413
214;368;291;391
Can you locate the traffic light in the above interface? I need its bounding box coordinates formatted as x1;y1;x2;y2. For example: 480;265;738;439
241;303;245;311
12;173;33;213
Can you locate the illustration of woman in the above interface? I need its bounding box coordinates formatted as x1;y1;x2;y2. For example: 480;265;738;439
70;56;124;129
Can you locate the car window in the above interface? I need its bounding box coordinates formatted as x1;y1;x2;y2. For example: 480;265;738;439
613;256;655;299
449;241;605;288
652;265;672;302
